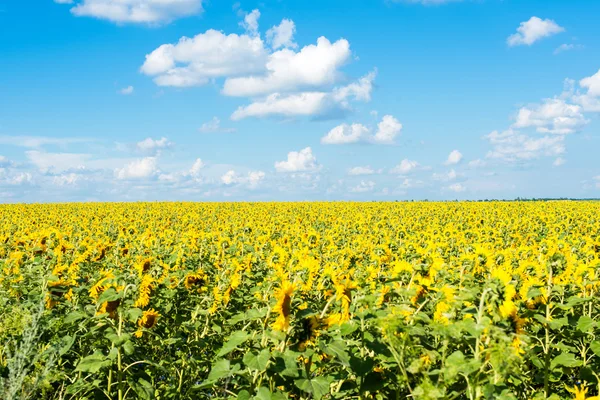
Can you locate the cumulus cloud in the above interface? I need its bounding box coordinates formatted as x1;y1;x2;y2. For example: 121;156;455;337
553;44;584;55
445;150;463;165
221;169;265;188
141;30;267;87
26;151;90;173
321;123;369;144
119;85;134;95
446;183;466;193
222;37;351;97
115;157;159;180
485;129;565;162
553;157;566;167
433;169;459;182
266;19;297;50
513;98;587;134
67;0;203;24
275;147;319;172
141;18;375;121
573;69;600;112
198;117;236;133
240;9;260;36
321;114;401;145
468;159;486;169
390;159;419;175
348;166;377;176
136;137;172;154
507;17;564;47
349;180;375;193
372;115;402;144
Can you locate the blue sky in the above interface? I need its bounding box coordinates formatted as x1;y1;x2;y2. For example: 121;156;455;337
1;0;599;202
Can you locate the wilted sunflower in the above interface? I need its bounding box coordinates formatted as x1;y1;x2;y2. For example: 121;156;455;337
134;309;160;337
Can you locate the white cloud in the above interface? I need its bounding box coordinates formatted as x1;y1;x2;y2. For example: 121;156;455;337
6;173;33;186
348;166;376;176
115;157;159;180
136;137;172;154
240;9;260;36
275;147;319;172
0;135;92;149
553;43;583;55
0;156;11;167
198;117;236;133
513;98;587;134
321;123;369;144
141;29;267;87
573;69;600;112
231;92;327;120
230;72;375;120
221;169;265;188
580;69;600;97
553;157;566;166
54;0;74;4
68;0;203;24
445;150;463;165
349;180;375;193
26;151;90;173
433;169;459;182
222;36;351;97
468;159;486;169
53;173;82;186
119;85;134;95
321;113;401;145
507;17;564;47
189;158;204;177
390;159;419;175
372;115;402;144
446;183;466;193
266;19;297;50
485;129;565;162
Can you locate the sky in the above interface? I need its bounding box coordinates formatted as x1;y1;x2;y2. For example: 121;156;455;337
1;0;600;202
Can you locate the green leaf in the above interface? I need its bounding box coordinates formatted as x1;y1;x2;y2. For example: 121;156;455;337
207;359;231;382
237;390;251;400
217;331;250;357
64;311;87;324
59;335;75;356
551;353;582;370
577;316;596;333
444;351;465;381
123;340;135;356
589;341;600;357
75;354;111;373
243;349;270;370
97;287;120;304
294;377;330;400
255;387;272;400
127;377;154;400
106;333;131;347
323;340;350;367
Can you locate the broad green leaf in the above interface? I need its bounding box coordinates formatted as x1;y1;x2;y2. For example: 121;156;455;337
207;359;231;382
577;316;596;333
590;341;600;357
323;340;350;367
243;349;270;370
217;331;250;357
75;354;111;373
551;352;582;370
294;377;330;400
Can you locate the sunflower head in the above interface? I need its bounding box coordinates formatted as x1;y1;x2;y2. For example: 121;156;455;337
184;273;206;290
138;309;160;329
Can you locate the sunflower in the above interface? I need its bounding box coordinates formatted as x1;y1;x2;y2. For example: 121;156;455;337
134;274;153;308
184;273;206;290
272;281;295;331
134;309;160;338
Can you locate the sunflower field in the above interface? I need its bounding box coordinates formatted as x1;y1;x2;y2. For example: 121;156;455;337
1;201;600;400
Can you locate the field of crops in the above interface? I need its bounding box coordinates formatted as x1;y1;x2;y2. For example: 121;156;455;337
1;202;600;399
